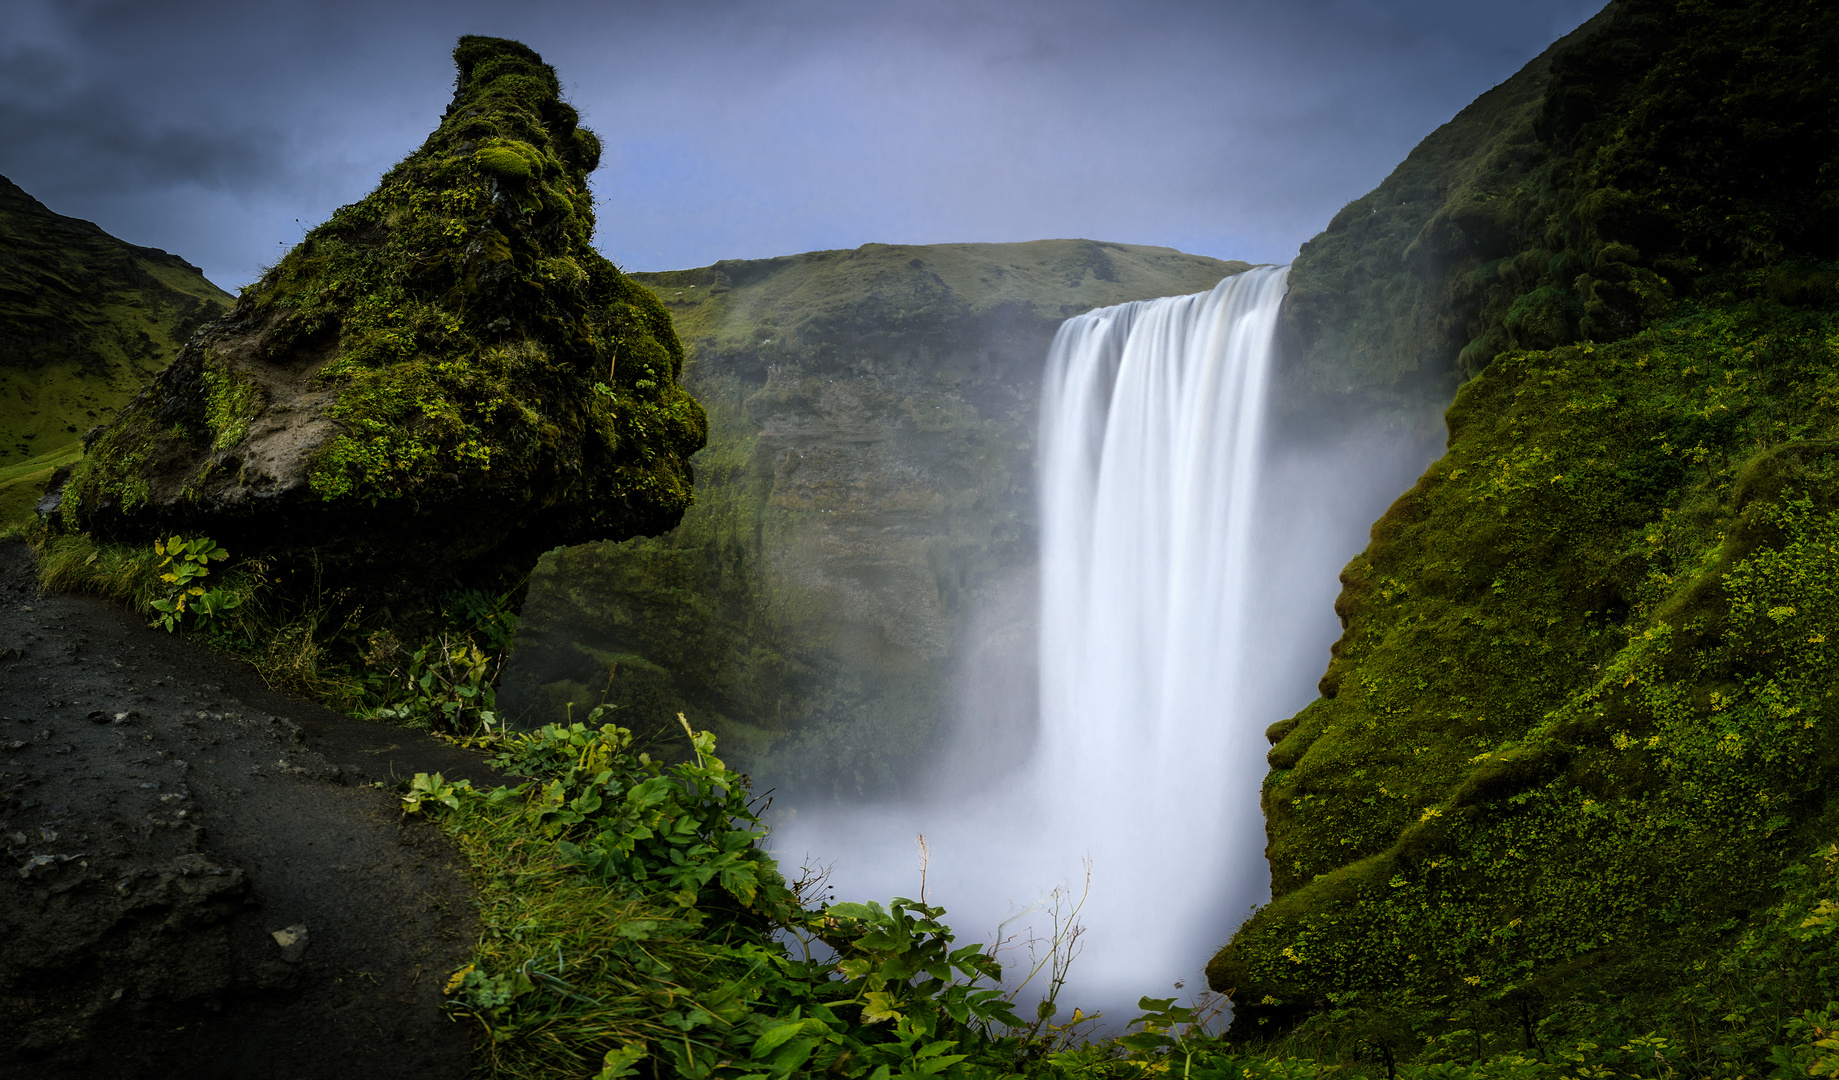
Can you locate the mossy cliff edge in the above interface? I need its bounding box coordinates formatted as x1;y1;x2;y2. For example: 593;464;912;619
1214;0;1839;1052
0;176;232;527
55;37;705;586
498;241;1248;793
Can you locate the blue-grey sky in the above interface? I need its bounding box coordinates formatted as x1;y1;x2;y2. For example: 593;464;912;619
0;0;1604;291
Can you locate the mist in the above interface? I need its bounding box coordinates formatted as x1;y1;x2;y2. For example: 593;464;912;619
764;269;1437;1018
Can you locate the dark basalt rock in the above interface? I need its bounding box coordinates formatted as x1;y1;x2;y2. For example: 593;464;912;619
54;36;706;590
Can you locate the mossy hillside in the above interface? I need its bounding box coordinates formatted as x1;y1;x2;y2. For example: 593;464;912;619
1212;282;1839;1040
1282;0;1839;425
1213;0;1839;1045
499;241;1247;791
1275;8;1591;426
0;174;234;526
58;37;705;586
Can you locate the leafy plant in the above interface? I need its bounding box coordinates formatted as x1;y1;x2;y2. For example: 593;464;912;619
147;534;239;632
365;635;503;733
351;586;520;732
401;771;474;814
407;713;1037;1079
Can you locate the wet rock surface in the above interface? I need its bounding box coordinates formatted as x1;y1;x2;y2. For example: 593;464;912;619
0;539;497;1078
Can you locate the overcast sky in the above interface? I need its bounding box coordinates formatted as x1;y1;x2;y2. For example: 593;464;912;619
1;0;1604;291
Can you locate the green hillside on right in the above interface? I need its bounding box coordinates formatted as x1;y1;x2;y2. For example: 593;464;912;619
1213;0;1839;1068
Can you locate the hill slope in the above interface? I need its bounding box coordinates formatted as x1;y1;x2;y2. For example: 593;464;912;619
0;175;233;526
1213;0;1839;1059
498;240;1249;794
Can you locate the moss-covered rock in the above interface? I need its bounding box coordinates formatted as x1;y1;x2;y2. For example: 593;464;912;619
1215;0;1839;1051
496;240;1249;792
56;37;705;587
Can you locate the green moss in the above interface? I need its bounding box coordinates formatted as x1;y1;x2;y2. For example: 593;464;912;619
472;138;541;182
61;419;165;515
1216;284;1839;1047
201;362;262;452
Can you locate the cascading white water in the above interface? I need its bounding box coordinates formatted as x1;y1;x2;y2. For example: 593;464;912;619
1029;264;1289;996
772;266;1295;1013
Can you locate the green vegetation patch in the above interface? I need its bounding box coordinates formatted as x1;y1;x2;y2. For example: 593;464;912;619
1215;281;1839;1056
1284;0;1839;420
407;717;1039;1079
201;360;263;453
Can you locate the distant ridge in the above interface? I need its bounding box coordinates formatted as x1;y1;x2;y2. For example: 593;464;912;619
0;174;233;524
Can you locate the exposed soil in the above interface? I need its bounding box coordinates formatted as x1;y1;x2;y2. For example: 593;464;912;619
0;539;502;1079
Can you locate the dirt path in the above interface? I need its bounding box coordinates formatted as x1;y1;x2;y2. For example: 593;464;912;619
0;539;502;1079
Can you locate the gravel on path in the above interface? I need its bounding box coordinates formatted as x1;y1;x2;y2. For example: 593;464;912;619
0;539;504;1079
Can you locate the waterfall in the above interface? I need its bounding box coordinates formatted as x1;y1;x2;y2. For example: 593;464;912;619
1031;265;1289;998
772;266;1297;1013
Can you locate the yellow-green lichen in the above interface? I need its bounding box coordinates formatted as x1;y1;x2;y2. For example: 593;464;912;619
473;137;542;182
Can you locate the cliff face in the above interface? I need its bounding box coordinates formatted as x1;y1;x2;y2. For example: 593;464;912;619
497;240;1249;795
55;38;704;594
0;176;232;526
1215;0;1839;1049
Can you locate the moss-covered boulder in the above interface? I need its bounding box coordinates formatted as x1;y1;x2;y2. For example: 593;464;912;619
1213;0;1839;1050
56;37;705;585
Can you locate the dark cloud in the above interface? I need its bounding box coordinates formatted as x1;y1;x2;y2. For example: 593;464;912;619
0;44;288;198
0;0;1607;289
